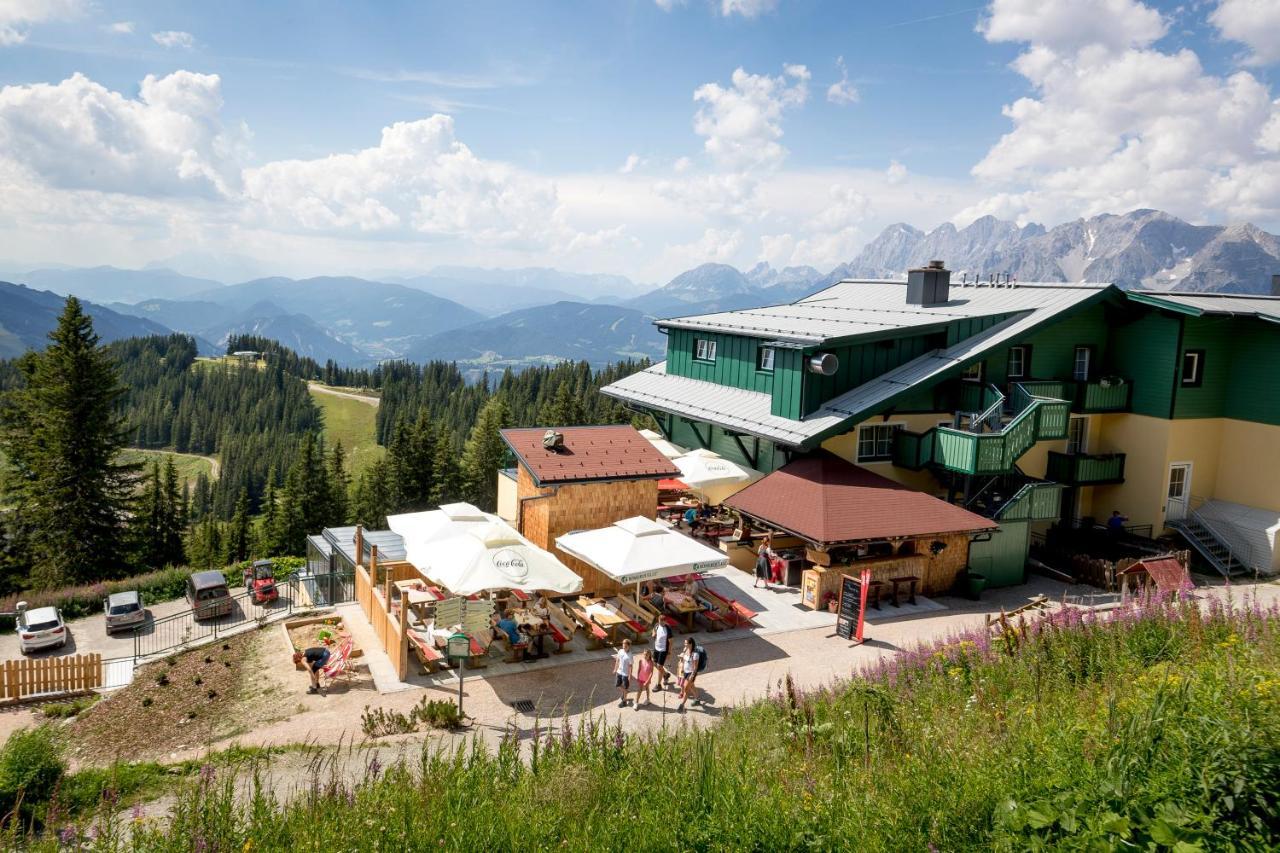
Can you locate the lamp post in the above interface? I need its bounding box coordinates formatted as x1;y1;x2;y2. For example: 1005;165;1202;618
446;632;471;716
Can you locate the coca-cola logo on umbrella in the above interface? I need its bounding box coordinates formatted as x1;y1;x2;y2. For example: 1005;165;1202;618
493;548;529;581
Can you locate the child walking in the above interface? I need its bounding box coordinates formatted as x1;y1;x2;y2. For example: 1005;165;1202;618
612;639;633;708
633;649;655;709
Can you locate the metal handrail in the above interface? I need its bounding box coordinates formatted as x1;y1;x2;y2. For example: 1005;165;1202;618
1187;507;1254;572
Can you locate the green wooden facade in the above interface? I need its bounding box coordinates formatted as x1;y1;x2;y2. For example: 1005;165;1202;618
1045;451;1126;485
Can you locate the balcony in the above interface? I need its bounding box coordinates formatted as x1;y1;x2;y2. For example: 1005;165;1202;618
993;481;1064;522
1073;378;1131;413
1045;451;1126;485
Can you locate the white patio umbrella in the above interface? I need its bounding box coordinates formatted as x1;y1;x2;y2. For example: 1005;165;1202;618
638;428;688;460
555;516;729;588
671;448;763;505
425;521;584;596
387;503;500;571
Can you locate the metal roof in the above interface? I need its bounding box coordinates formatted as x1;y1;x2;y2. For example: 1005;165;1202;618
1126;290;1280;323
321;525;407;563
604;284;1109;449
659;279;1111;345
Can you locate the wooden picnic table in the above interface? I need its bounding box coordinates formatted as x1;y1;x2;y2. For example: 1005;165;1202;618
580;598;628;644
663;591;702;632
512;608;570;656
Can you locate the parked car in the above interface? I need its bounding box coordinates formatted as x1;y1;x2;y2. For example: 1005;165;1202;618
103;590;146;633
186;570;233;620
15;603;67;655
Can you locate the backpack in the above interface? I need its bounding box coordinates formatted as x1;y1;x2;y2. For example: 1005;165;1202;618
695;645;707;673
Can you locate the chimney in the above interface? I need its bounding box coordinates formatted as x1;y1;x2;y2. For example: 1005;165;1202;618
1272;274;1280;297
906;259;951;306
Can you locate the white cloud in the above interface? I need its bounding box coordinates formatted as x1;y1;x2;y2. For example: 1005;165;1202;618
0;0;82;46
979;0;1166;52
886;160;908;184
661;227;747;270
152;30;195;50
673;156;693;173
0;71;245;199
962;0;1280;227
719;0;778;18
653;171;762;218
692;64;809;170
826;56;859;105
106;21;134;35
1211;0;1280;66
654;0;683;10
620;153;644;174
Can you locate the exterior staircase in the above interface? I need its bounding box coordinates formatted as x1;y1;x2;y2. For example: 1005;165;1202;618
894;382;1071;476
1169;513;1252;578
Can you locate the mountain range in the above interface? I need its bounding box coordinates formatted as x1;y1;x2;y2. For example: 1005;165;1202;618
3;209;1277;368
0;282;173;359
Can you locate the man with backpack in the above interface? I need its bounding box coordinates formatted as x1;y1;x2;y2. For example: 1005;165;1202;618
677;637;707;712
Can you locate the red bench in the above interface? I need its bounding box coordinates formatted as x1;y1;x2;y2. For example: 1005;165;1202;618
701;587;758;628
408;632;444;674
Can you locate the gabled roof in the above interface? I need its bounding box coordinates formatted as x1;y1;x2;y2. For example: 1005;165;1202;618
1126;290;1280;324
603;284;1112;449
500;425;679;486
660;279;1110;345
724;451;995;545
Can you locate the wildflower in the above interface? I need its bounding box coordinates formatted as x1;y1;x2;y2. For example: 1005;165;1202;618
132;804;145;822
58;826;75;844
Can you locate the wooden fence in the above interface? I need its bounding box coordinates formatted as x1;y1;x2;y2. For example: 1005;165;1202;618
1;653;102;703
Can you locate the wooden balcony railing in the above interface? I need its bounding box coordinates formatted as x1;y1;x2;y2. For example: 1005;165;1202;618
1045;451;1126;485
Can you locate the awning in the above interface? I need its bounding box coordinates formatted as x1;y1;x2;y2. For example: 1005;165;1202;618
639;428;689;460
658;478;689;491
386;503;500;571
556;516;729;586
425;521;584;596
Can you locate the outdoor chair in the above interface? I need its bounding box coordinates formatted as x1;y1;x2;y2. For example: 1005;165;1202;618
321;638;355;686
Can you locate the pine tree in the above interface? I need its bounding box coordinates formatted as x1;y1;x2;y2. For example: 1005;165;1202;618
132;460;166;570
350;457;395;529
328;440;350;525
0;297;138;587
539;381;585;427
159;457;186;566
388;411;435;511
270;432;331;555
461;397;509;511
429;423;463;507
259;481;281;555
227;488;251;563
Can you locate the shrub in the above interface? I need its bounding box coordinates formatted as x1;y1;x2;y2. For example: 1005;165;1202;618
38;695;99;720
0;727;65;823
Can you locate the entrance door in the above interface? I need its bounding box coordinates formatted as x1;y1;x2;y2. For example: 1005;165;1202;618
1166;463;1192;522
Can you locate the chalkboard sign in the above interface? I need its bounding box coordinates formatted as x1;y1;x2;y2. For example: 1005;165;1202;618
836;570;871;643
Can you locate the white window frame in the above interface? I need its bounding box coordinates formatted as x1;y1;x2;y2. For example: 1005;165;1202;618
1181;350;1202;386
694;338;717;363
1066;416;1088;455
961;362;984;382
856;422;903;463
757;346;775;372
1072;346;1091;382
1007;346;1027;379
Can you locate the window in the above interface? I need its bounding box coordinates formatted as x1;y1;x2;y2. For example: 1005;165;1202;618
1073;346;1092;381
757;346;775;372
961;361;984;382
1066;417;1087;455
694;338;717;362
1181;350;1203;387
856;423;902;462
1007;346;1028;379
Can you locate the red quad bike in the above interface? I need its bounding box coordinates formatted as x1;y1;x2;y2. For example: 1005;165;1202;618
243;559;279;605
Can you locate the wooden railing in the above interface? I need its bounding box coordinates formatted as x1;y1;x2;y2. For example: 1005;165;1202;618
1;653;101;703
1074;379;1131;412
1046;451;1126;484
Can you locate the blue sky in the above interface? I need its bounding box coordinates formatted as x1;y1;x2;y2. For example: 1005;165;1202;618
0;0;1278;284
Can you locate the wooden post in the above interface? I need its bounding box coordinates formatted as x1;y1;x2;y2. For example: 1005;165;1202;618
354;525;364;568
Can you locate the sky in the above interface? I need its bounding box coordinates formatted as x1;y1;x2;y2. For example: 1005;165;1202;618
0;0;1278;286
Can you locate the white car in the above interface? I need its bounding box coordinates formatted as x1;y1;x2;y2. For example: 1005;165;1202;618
15;604;68;655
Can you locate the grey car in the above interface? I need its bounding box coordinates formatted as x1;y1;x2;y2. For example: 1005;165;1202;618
104;590;146;633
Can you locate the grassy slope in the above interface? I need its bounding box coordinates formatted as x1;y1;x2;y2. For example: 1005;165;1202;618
309;385;384;477
23;596;1280;850
118;449;215;487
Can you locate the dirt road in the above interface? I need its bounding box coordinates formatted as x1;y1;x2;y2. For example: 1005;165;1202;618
307;383;379;407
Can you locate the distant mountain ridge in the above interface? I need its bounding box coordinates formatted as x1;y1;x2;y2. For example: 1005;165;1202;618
0;282;174;359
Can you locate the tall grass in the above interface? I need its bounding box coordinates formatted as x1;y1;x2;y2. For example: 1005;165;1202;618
13;593;1280;850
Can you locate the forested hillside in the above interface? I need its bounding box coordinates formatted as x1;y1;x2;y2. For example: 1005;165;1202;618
0;302;650;592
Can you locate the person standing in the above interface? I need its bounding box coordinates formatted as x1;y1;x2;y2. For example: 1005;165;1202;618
652;616;672;689
293;646;330;695
676;638;699;712
612;638;634;708
633;649;655;709
753;545;771;589
1107;510;1129;536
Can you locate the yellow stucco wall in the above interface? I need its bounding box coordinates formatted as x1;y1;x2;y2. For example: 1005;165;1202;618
822;414;949;494
1214;420;1280;513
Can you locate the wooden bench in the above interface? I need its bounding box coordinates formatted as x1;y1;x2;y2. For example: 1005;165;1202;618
700;587;758;628
611;598;654;643
889;575;919;607
564;603;610;650
408;631;444;674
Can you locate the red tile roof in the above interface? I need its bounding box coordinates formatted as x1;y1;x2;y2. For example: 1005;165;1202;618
725;451;996;544
501;426;680;486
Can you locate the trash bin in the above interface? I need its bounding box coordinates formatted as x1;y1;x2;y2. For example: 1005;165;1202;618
965;572;988;601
